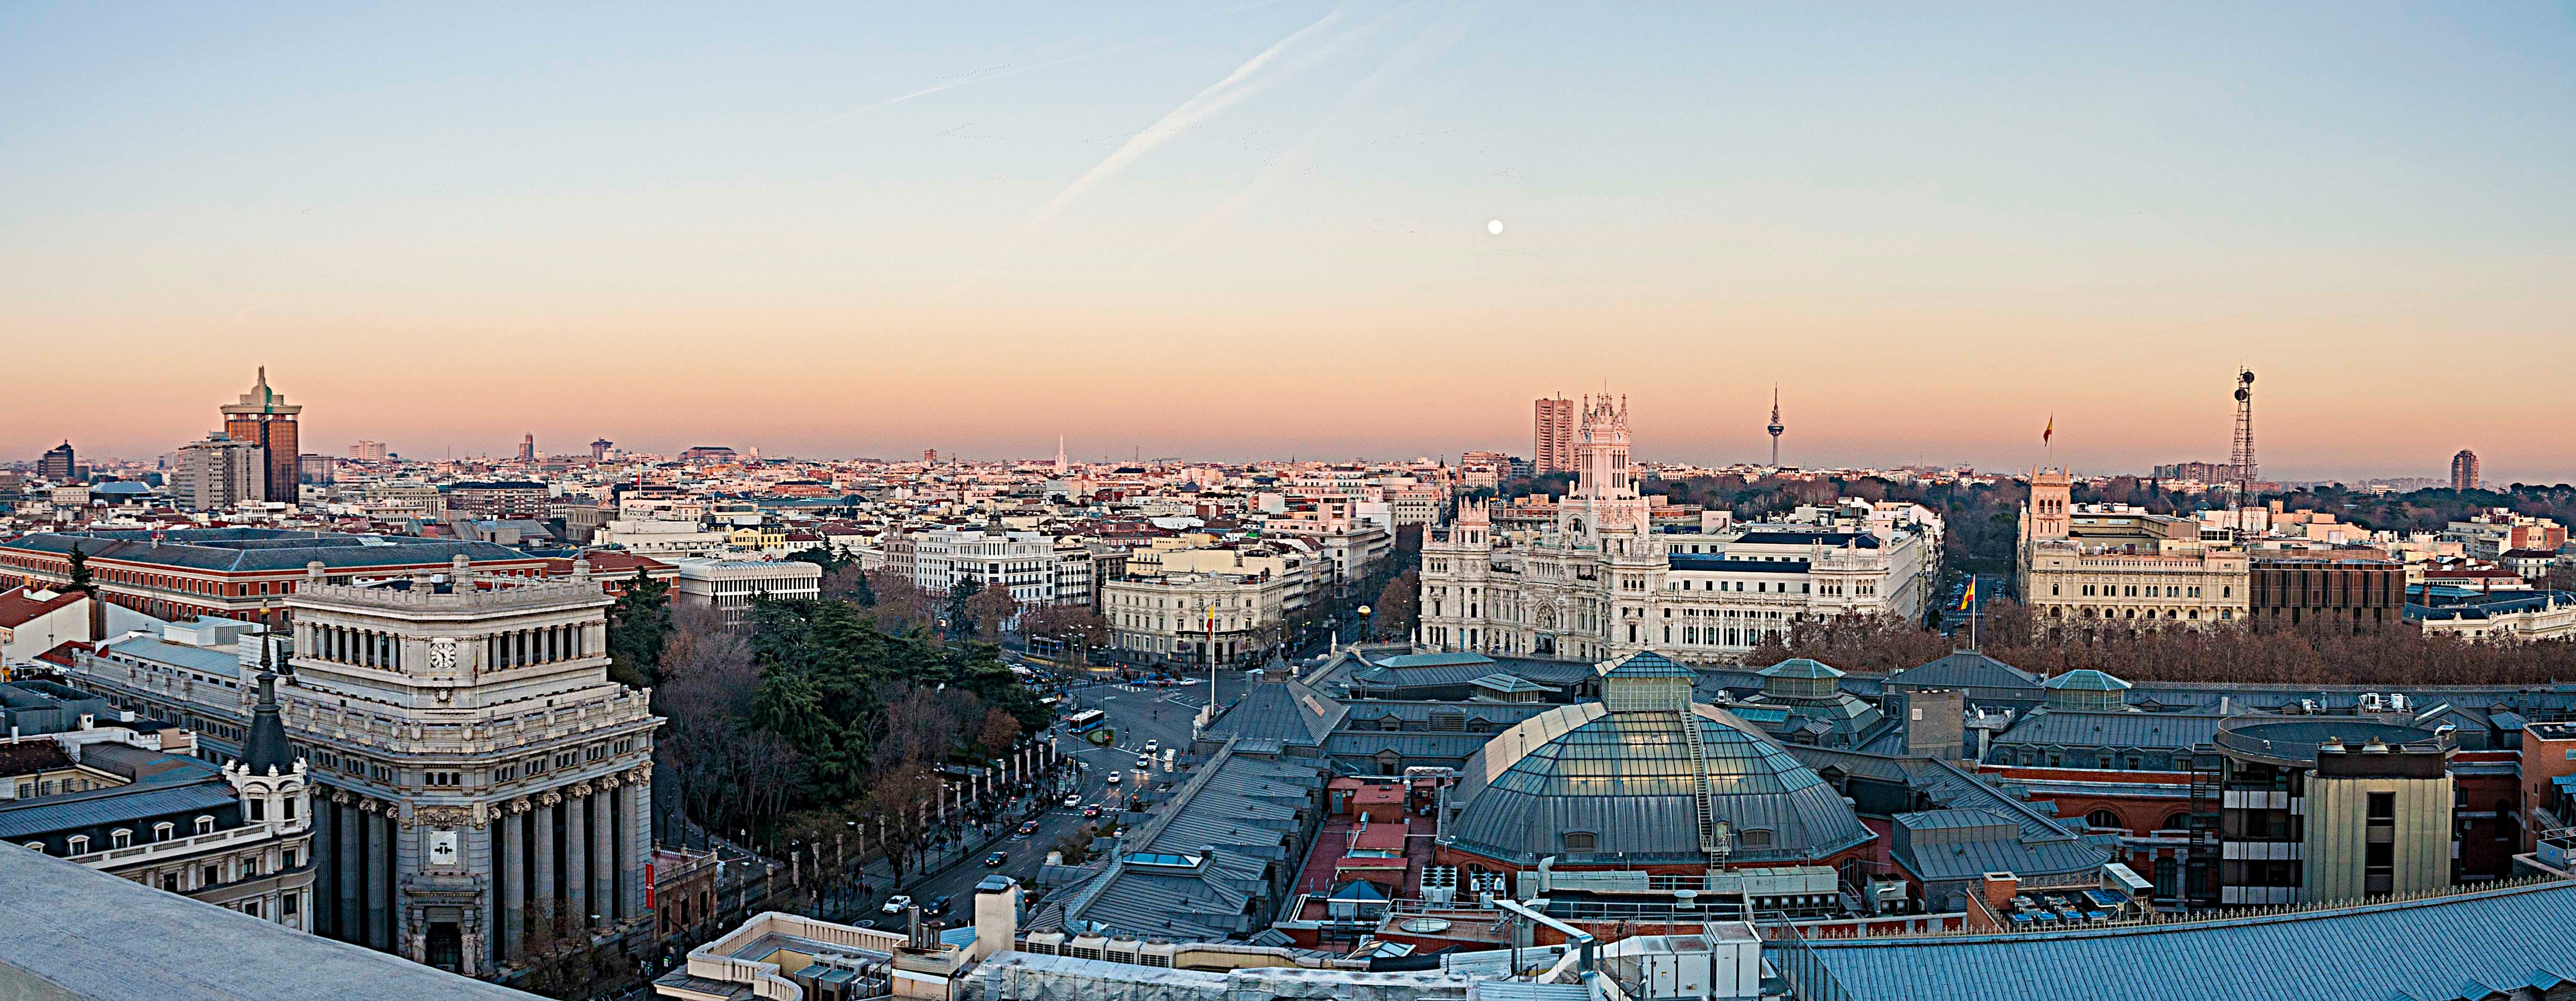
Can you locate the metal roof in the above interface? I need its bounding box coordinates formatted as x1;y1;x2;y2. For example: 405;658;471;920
0;781;241;841
1885;650;2045;692
99;633;246;680
1799;880;2576;1001
1666;555;1813;573
1446;702;1874;866
1760;658;1846;680
1601;650;1695;679
1991;710;2230;753
2;528;535;573
2044;669;2133;692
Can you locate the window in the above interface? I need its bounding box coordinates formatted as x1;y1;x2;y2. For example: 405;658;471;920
195;816;216;834
153;822;174;842
283;893;299;916
203;864;220;886
1562;832;1599;852
248;799;265;821
1737;828;1774;849
66;836;89;855
110;830;132;848
25;842;46;854
2367;792;2396;820
2085;810;2122;830
161;873;179;892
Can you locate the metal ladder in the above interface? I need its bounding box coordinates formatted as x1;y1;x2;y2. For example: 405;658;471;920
1678;708;1723;858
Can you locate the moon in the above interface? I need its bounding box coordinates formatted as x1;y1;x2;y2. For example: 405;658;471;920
1487;219;1505;236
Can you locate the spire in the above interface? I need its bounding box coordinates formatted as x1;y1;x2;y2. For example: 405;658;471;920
238;634;295;775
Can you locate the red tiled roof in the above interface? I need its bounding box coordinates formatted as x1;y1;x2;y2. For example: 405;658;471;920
0;586;85;629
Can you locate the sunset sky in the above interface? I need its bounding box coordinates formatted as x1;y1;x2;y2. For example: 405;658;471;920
5;3;2572;482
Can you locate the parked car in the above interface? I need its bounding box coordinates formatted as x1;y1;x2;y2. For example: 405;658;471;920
881;894;913;915
984;852;1007;867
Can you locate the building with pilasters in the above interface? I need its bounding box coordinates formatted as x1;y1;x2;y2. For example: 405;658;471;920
65;557;660;979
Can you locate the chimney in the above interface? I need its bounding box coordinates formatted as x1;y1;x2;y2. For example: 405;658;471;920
969;876;1021;962
1982;872;2019;912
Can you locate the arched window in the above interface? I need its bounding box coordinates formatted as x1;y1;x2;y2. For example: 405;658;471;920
194;815;216;834
23;842;44;854
66;836;89;855
2161;812;2192;832
2085;810;2122;831
110;829;132;848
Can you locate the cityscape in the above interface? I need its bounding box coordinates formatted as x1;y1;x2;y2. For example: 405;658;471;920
4;6;2575;1001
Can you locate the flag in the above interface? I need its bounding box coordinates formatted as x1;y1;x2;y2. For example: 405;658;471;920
2043;415;2053;446
1957;577;1976;611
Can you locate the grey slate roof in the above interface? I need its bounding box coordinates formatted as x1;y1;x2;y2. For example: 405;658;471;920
3;528;533;573
1799;879;2576;1001
1884;650;2045;693
1446;702;1874;865
1202;674;1344;748
1732;531;1881;549
97;633;246;680
0;781;242;842
1889;808;2109;883
1991;709;2230;753
0;841;544;1000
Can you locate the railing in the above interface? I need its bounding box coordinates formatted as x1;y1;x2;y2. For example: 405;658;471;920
66;822;280;867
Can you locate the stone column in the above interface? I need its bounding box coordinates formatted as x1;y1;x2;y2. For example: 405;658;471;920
564;784;590;925
590;784;615;920
335;794;360;943
532;792;559;931
619;766;650;919
499;800;526;961
365;802;392;951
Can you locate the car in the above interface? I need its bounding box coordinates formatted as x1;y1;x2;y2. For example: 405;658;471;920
1063;794;1081;808
1143;740;1158;753
922;894;954;917
1016;820;1040;837
1137;756;1153;770
984;852;1007;867
1106;771;1122;785
1082;804;1102;819
881;894;913;915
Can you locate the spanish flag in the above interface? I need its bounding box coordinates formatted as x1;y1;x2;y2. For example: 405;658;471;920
2043;415;2053;446
1957;577;1977;611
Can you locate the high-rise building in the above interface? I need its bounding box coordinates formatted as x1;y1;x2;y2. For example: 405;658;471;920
1532;395;1576;474
589;438;613;460
516;433;535;462
38;440;77;481
348;440;389;461
2452;449;2480;491
174;434;268;511
219;367;301;503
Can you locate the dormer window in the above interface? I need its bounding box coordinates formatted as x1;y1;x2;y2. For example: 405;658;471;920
66;836;89;855
195;816;216;834
110;829;132;848
153;822;175;842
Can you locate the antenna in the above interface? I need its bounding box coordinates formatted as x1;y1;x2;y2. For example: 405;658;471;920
2230;368;2257;501
1766;385;1785;467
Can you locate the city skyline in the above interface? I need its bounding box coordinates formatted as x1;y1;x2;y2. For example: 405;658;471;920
5;3;2572;481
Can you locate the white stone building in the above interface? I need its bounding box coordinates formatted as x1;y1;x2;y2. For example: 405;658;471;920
671;557;823;622
1417;396;1940;664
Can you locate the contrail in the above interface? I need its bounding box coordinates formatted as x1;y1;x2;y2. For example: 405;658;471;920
804;41;1166;134
989;6;1351;262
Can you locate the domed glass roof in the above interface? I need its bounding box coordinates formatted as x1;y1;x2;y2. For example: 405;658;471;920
1445;702;1875;866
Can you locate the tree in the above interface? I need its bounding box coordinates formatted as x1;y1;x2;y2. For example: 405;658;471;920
823;562;876;606
606;569;673;688
976;707;1022;757
1370;569;1420;640
64;543;93;596
944;579;978;639
963;582;1021;642
1023;604;1110;664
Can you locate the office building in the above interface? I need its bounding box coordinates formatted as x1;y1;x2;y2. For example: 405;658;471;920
1533;395;1577;474
2453;449;2480;491
348;441;389;461
2018;467;2250;633
670;558;821;623
174;434;268;512
441;481;550;519
218;368;302;504
65;565;661;976
39;441;77;481
515;434;535;463
589;438;613;460
2203;717;2453;906
2246;557;2406;632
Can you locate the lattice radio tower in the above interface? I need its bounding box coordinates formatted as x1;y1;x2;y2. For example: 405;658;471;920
2230;368;2258;500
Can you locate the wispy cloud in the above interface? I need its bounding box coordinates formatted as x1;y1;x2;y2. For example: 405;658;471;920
969;6;1358;281
802;41;1166;134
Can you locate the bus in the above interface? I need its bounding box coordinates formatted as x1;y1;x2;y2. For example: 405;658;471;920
1065;709;1108;734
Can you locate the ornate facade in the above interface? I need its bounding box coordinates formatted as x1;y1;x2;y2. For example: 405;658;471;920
1418;397;1936;664
69;557;660;978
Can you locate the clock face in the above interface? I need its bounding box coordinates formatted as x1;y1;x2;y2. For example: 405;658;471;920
428;638;457;671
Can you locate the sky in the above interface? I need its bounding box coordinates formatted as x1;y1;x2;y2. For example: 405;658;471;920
4;2;2573;483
